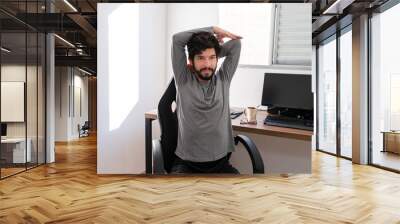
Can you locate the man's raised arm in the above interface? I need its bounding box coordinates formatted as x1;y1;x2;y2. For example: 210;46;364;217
218;39;241;82
212;26;242;82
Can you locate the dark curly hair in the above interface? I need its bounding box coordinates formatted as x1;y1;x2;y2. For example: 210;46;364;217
187;31;221;62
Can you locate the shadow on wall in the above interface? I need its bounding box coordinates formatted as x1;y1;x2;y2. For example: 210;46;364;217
98;4;165;174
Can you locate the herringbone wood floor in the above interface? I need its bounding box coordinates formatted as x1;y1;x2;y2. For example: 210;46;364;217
1;134;400;223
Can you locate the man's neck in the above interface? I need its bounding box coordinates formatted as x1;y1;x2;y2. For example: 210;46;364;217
195;74;212;85
198;79;210;85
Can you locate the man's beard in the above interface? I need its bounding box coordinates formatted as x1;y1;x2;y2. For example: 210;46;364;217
194;67;216;81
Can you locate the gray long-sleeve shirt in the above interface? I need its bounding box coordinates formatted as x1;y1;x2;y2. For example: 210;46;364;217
171;27;241;162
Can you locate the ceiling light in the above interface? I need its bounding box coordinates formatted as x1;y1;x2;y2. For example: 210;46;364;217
54;34;75;48
78;67;93;76
63;0;78;12
322;0;355;15
1;47;11;53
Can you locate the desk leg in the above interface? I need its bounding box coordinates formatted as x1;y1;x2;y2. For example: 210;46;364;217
382;133;386;153
145;118;153;174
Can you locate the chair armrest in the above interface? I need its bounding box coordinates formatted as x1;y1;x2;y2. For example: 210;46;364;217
152;139;166;174
234;135;265;174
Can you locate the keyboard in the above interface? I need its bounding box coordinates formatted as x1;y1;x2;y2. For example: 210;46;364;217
264;115;313;131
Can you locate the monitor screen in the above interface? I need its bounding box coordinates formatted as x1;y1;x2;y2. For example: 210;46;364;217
1;123;7;137
261;73;313;110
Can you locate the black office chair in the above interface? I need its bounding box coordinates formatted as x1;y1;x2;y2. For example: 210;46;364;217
152;78;265;174
79;121;90;138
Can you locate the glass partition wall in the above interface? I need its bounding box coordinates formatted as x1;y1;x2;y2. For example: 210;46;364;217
0;2;46;179
316;1;400;172
370;3;400;171
339;27;352;159
316;26;353;159
0;30;27;177
317;35;337;155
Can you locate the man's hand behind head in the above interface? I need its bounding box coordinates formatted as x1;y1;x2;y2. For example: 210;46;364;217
213;26;242;44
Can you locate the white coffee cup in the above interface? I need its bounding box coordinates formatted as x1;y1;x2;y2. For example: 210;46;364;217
244;107;257;123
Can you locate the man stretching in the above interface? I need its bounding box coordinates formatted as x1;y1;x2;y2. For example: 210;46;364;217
170;26;242;174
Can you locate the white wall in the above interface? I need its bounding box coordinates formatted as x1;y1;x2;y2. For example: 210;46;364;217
55;67;89;141
72;73;89;138
55;67;69;141
98;3;166;174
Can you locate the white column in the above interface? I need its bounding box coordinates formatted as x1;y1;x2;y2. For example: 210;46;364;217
46;33;55;163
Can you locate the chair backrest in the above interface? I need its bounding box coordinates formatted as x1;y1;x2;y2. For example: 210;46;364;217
157;78;178;173
82;121;90;129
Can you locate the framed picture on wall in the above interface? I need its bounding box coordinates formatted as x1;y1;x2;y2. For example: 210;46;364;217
1;81;25;122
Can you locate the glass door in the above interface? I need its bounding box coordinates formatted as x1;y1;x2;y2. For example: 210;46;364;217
370;3;400;171
339;27;352;159
317;35;337;155
1;30;28;178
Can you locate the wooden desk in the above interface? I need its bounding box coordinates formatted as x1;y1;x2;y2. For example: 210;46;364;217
381;131;400;154
145;109;313;174
1;138;32;165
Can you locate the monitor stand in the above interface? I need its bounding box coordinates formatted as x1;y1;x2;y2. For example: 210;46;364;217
267;107;313;120
265;107;314;130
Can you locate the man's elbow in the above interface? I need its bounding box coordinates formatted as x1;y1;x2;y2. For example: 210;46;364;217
233;39;241;48
231;39;241;53
227;39;241;52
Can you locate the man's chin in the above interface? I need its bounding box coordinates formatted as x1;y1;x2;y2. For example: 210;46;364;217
194;68;215;81
199;74;213;81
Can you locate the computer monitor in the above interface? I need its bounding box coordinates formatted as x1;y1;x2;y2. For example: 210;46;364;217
261;73;313;111
1;123;7;137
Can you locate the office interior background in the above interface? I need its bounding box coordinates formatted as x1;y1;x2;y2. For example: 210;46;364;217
0;0;400;222
1;0;399;177
0;0;97;179
0;0;400;223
